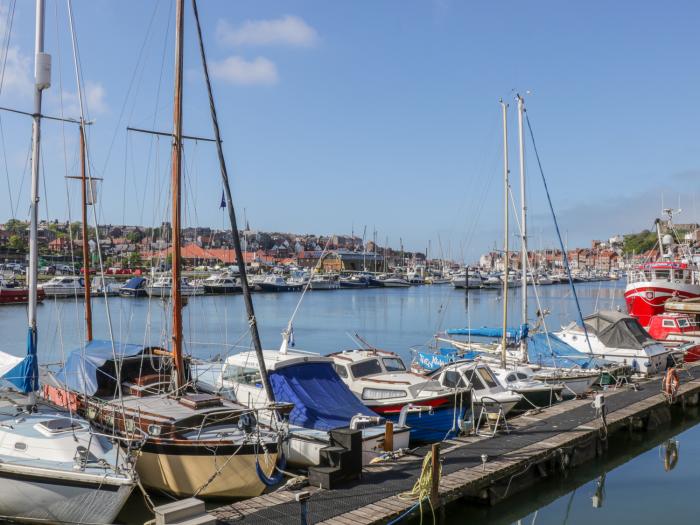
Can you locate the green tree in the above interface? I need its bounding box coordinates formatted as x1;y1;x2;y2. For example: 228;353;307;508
8;234;26;251
126;230;144;243
126;251;143;269
623;230;658;255
4;219;26;235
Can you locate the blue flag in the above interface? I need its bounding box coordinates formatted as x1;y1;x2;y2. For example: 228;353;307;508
220;190;226;209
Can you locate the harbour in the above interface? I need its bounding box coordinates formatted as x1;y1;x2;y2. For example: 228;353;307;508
0;1;699;524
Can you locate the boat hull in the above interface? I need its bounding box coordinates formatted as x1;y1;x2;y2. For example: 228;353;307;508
0;288;44;304
137;442;276;499
203;285;241;294
384;404;466;443
0;465;133;524
625;281;700;326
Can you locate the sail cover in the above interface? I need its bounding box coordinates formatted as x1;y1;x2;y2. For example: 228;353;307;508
54;340;145;396
446;324;529;341
528;332;609;369
0;350;32;392
269;361;376;431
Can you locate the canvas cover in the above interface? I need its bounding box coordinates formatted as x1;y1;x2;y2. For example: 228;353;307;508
446;324;528;341
583;310;653;350
53;340;146;396
269;361;375;431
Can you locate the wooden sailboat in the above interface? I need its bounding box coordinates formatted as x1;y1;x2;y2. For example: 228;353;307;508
44;0;280;499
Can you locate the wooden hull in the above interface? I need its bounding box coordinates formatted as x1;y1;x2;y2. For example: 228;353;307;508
137;443;276;499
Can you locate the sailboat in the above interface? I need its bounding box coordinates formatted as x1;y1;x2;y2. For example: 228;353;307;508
44;0;280;499
0;2;135;522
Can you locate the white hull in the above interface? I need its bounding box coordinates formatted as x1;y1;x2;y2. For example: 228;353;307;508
0;462;132;524
39;287;85;297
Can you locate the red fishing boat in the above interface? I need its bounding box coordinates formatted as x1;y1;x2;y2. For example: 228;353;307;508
645;312;700;362
0;277;44;305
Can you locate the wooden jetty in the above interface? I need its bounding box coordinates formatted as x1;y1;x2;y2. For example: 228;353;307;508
208;363;700;525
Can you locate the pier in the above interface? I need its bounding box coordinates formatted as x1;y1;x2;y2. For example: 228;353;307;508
209;363;700;525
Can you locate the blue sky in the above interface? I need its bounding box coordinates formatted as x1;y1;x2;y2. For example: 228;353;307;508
0;0;698;261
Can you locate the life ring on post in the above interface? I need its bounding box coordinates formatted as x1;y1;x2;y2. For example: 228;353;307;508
663;367;680;397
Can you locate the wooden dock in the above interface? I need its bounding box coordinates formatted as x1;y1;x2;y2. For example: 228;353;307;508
209;363;700;525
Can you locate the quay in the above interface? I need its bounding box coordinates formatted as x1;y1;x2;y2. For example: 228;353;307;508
208;363;700;525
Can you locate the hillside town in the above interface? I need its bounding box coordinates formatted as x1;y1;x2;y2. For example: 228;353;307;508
1;217;697;273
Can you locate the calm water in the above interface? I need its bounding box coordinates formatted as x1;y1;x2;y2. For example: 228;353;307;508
4;279;689;525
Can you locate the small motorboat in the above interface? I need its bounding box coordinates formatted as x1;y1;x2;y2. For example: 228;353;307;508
309;273;340;290
146;276;204;297
377;275;411;288
329;349;470;443
119;276;148;297
259;275;304;292
39;276;85;297
0;276;44;304
340;274;370;288
202;273;241;294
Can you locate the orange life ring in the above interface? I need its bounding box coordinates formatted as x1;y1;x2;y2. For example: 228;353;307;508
663;367;680;396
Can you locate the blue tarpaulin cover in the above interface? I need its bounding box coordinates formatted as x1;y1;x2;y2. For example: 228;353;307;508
54;340;145;396
269;362;376;431
446;324;529;341
527;332;608;369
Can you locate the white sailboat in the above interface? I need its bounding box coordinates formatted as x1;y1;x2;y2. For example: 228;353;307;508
0;3;135;522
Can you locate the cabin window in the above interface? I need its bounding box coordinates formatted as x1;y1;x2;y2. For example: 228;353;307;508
334;364;348;378
442;371;465;389
654;270;670;281
678;318;690;328
350;359;383;378
662;320;676;328
223;365;261;386
382;357;406;372
506;373;517;383
476;367;499;388
516;372;528;380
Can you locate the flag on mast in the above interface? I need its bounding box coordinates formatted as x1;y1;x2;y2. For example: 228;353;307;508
219;190;226;209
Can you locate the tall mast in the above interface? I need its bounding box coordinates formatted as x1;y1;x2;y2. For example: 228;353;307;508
517;93;528;362
80;124;92;341
26;0;49;403
190;0;276;404
170;0;185;390
500;99;509;369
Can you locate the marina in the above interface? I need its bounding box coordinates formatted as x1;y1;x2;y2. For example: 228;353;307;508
0;1;698;524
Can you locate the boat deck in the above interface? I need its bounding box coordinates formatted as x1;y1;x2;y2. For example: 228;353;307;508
209;362;700;525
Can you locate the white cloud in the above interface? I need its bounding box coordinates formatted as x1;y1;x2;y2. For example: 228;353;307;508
0;46;32;97
216;15;318;47
210;56;278;86
56;81;108;118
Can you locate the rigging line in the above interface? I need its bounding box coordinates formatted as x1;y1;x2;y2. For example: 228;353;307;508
524;112;593;355
67;0;126;409
0;0;16;218
99;0;162;175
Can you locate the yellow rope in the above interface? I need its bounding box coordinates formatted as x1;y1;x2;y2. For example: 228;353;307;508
398;450;441;525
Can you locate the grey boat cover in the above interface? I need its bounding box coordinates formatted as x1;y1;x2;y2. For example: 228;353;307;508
583;310;654;350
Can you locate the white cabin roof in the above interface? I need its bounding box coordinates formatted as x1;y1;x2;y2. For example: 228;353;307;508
225;349;331;372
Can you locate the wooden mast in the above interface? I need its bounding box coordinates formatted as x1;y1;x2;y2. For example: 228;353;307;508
171;0;185;390
80;123;92;341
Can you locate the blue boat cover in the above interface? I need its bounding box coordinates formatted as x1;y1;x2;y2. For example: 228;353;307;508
54;340;145;396
269;362;375;431
446;324;529;341
0;327;39;394
123;277;146;289
527;332;609;369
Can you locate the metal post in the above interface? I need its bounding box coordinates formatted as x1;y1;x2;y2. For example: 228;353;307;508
500;99;509;369
517;94;528;362
430;443;440;506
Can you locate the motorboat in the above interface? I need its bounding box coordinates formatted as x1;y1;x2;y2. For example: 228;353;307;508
340;274;370;288
0;276;44;305
328;349;470;443
406;271;425;285
377;274;411;288
490;364;563;411
645;312;700;362
91;275;120;296
44;341;281;499
309;273;340;290
259;275;304;292
555;310;672;375
451;269;483;289
197;348;410;467
119;276;148;297
39;276;85;297
428;361;522;417
202;273;241;294
146;275;204;297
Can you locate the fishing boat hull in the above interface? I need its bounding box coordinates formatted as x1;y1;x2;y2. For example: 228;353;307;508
0;462;133;524
137;441;276;499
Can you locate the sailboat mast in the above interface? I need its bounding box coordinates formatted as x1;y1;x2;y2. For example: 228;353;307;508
500;99;509;369
170;0;185;390
517;94;528;362
27;0;49;403
80;123;92;341
190;0;276;404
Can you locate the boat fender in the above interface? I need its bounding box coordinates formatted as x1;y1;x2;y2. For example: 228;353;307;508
663;367;680;397
238;412;257;433
256;447;287;487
